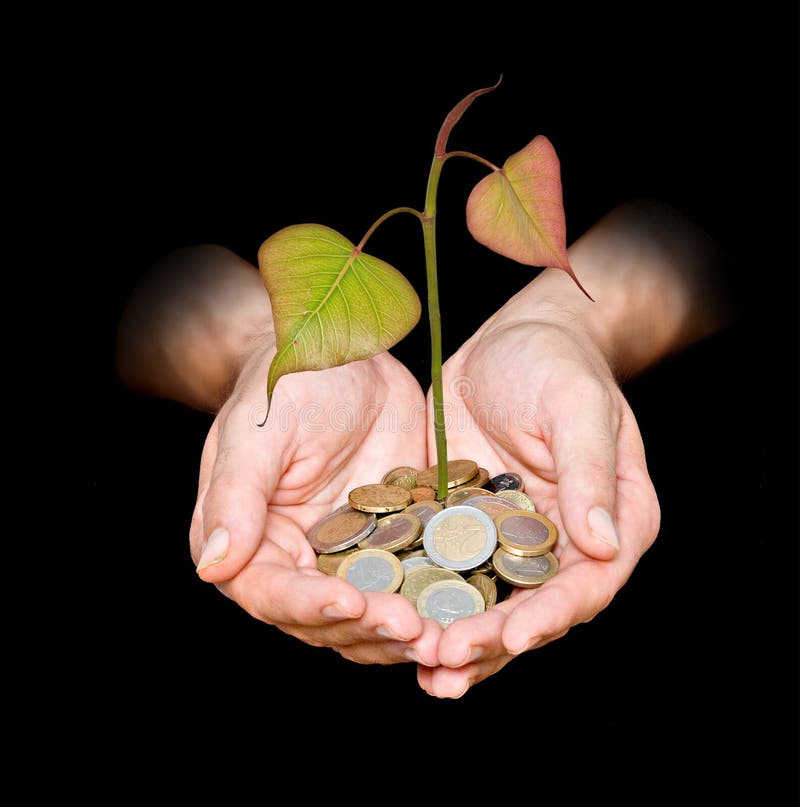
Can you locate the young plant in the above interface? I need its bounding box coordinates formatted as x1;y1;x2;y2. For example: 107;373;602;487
258;78;591;498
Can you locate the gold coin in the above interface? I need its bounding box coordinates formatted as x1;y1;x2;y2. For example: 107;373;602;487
416;459;479;490
381;466;420;488
465;572;498;608
348;483;413;513
446;467;490;495
316;547;359;575
495;510;557;556
496;489;536;511
416;579;486;626
492;547;559;588
357;512;422;553
399;566;463;608
446;486;495;508
336;548;404;593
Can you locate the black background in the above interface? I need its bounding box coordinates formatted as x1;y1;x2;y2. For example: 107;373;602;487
77;9;797;795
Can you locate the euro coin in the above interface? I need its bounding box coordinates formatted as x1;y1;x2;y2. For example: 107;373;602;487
357;511;422;553
458;493;520;520
465;572;498;608
381;466;420;488
492;548;559;588
494;510;557;556
336;548;404;593
496;489;536;511
410;486;437;502
422;505;498;572
445;466;490;494
400;565;463;608
349;483;412;513
416;459;479;489
316;547;360;574
446;486;495;508
486;472;524;493
307;505;377;554
403;500;443;526
416;579;486;627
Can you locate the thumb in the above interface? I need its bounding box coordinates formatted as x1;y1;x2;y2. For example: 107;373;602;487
195;400;287;583
549;379;621;560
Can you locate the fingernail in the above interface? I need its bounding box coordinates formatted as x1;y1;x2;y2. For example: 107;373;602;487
587;507;619;550
508;635;542;655
376;625;408;641
196;527;230;571
456;646;484;666
404;648;421;663
322;603;352;619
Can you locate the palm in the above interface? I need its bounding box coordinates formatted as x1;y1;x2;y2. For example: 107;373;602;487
419;322;660;697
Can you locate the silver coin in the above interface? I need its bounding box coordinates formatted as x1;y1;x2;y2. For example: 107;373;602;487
422;505;497;572
416;579;486;626
400;555;438;574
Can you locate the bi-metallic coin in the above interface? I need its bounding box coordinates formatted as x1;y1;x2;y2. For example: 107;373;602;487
422;505;498;572
416;579;486;626
492;548;559;588
306;505;377;554
336;548;404;593
494;510;557;556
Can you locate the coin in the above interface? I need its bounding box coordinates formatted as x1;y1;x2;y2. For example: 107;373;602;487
400;565;463;608
495;510;557;556
416;579;486;626
316;546;360;574
381;466;420;488
459;493;520;520
336;548;404;593
445;466;490;494
403;500;443;526
410;486;437;502
446;486;496;508
357;511;422;553
465;572;498;608
399;553;438;575
416;459;479;490
492;548;559;588
306;505;377;553
422;505;498;572
486;472;524;493
348;483;413;513
496;489;536;511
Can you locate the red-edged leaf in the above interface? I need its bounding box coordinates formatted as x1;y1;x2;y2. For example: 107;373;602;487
466;135;592;299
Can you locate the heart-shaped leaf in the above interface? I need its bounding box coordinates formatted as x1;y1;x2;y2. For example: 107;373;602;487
258;223;422;400
466;135;592;299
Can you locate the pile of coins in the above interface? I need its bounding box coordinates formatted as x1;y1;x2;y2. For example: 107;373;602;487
308;459;560;628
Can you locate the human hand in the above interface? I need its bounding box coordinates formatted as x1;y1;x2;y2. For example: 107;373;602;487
418;316;661;697
190;338;443;666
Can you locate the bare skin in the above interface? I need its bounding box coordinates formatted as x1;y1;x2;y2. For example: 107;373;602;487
116;198;733;697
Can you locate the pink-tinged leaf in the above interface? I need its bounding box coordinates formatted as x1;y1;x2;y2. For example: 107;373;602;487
258;223;422;401
466;135;593;300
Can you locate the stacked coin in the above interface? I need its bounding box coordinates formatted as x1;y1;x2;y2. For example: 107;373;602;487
309;460;560;628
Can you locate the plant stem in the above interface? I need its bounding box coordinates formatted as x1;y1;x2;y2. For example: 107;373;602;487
422;153;448;498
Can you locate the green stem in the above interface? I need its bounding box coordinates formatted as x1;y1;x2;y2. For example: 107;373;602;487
422;153;448;498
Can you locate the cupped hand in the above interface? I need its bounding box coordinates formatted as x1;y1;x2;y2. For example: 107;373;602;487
418;318;661;698
190;339;442;666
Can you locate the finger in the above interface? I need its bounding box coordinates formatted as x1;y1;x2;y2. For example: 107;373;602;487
547;375;622;560
333;617;442;666
274;590;423;646
417;654;515;699
196;399;290;583
501;555;630;654
435;606;509;668
223;559;367;626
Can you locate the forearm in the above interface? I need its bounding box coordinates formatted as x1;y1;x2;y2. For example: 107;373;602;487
115;245;274;411
481;198;736;379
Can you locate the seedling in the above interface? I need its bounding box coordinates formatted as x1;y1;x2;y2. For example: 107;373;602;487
258;77;590;497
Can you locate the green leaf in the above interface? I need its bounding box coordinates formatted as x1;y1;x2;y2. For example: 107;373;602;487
258;223;422;400
466;135;592;299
